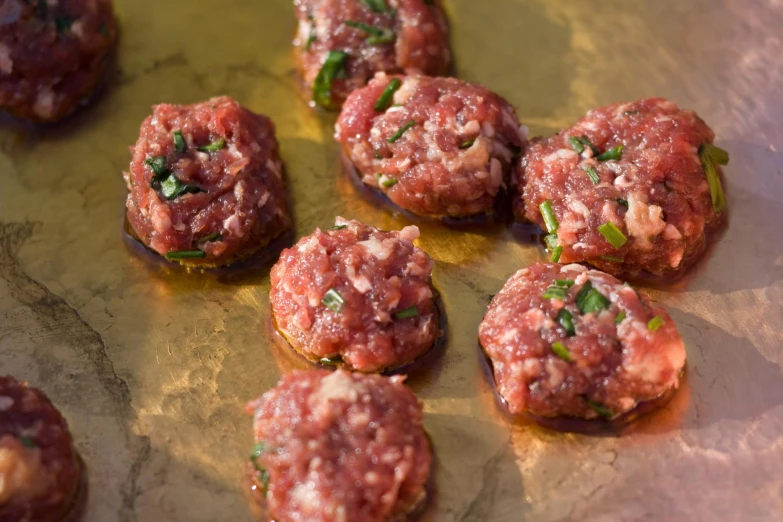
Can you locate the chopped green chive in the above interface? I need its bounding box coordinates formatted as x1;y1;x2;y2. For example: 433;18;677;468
160;175;201;200
648;315;665;332
576;281;610;314
55;16;74;33
394;306;419;319
550;246;563;263
583;398;615;419
699;143;729;213
197;232;223;244
568;135;597;155
596;145;623;161
344;21;394;45
542;280;572;300
539;200;558;234
554;279;575;288
322;288;345;312
544;234;558;250
197;139;226;153
374;78;403;111
313;50;349;109
583;165;600;184
601;255;624;263
597;222;628;249
166;250;206;260
373;150;383;159
616;198;628;208
557;309;575;336
319;355;343;366
361;0;389;13
551;341;572;362
388;120;415;143
331;225;347;231
145;156;169;177
306;15;316;51
459;138;476;149
249;442;270;495
250;441;265;460
381;177;398;188
173;131;187;153
615;311;627;324
20;436;36;448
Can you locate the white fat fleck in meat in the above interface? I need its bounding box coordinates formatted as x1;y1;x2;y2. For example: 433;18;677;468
289;483;325;514
149;200;172;233
481;121;496;138
71;19;87;40
33;88;55;119
662;224;683;240
398;225;420;243
544;148;579;164
489;158;503;189
345;264;372;294
311;371;366;405
567;199;590;220
523;309;549;332
358;237;394;260
393;77;420;105
223;214;245;238
624;192;666;249
0;439;47;504
0;397;12;411
545;359;565;388
0;44;13;74
669;247;685;268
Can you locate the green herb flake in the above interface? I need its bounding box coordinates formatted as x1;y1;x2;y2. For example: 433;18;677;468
597;145;624;162
313;51;349;109
173;131;187;153
648;315;665;332
55;16;74;34
361;0;389;13
544;234;559;250
616;198;628;208
597;222;628;249
539;200;558;234
550;246;563;263
20;436;36;448
331;225;348;231
388;120;416;143
557;308;575;336
197;138;226;153
583;165;600;184
698;143;729;213
601;255;624;263
575;281;610;314
160;175;201;200
306;15;316;51
344;20;395;45
166;250;206;260
249;442;270;495
584;398;615;419
145;156;169;177
394;305;419;320
615;311;627;324
568;135;598;156
374;78;403;111
197;232;223;244
381;177;398;188
322;288;345;312
320;355;343;366
459;138;476;149
552;341;572;362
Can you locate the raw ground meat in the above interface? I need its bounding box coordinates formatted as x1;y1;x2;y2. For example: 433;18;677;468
478;262;686;420
124;96;292;267
515;97;725;278
0;0;118;122
0;375;83;522
336;74;526;218
294;0;451;109
246;370;431;522
270;217;440;373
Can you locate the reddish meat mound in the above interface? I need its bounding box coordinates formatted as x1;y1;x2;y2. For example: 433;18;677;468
294;0;451;109
478;262;686;420
0;0;118;122
270;217;440;373
246;370;431;522
124;96;292;266
0;376;82;522
336;74;526;218
515;98;724;278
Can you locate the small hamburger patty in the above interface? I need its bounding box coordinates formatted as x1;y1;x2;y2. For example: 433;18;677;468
478;262;686;420
124;96;292;266
0;376;82;522
0;0;118;122
246;370;432;522
270;217;440;373
336;74;526;218
515;98;728;278
295;0;450;109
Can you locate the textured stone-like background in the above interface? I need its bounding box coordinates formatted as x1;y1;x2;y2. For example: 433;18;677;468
1;1;782;520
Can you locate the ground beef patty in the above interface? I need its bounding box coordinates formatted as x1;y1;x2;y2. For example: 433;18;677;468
124;96;292;267
0;376;83;522
0;0;118;122
336;74;526;218
295;0;450;110
515;98;728;278
270;217;440;373
478;262;686;421
246;370;431;522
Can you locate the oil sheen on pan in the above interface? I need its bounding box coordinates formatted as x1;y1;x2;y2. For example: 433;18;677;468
0;1;781;521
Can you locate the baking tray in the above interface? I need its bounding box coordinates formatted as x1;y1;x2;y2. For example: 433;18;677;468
1;0;782;520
